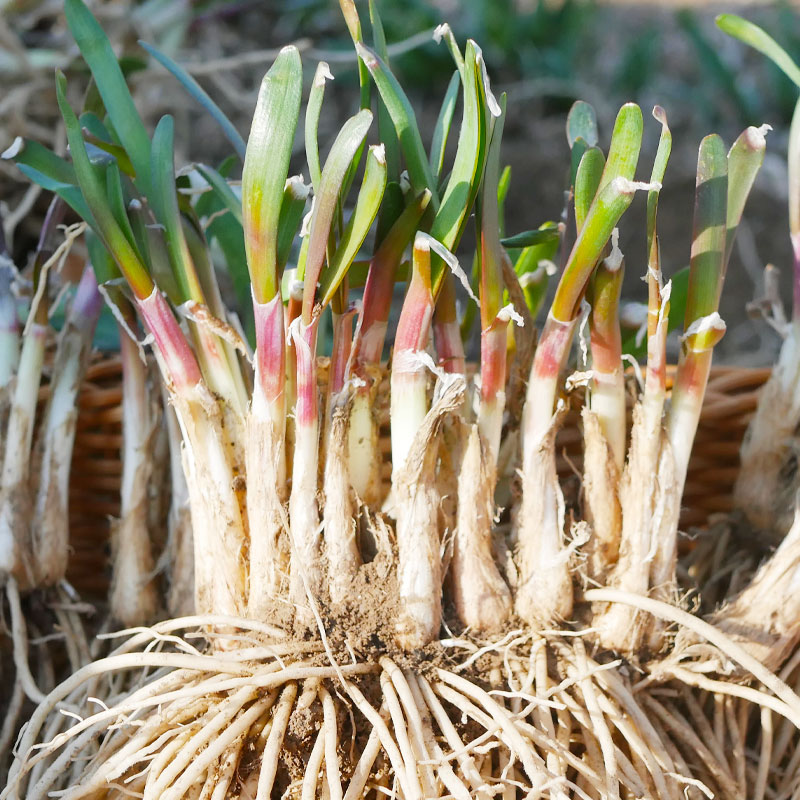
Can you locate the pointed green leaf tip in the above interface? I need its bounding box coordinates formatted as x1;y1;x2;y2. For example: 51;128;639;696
64;0;152;197
716;14;800;90
302;108;374;324
242;46;303;304
54;69;153;300
566;101;598;149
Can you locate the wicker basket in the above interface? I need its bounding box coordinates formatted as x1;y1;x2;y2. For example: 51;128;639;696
65;357;772;597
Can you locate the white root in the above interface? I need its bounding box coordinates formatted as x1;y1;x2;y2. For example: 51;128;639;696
255;682;297;800
450;423;511;631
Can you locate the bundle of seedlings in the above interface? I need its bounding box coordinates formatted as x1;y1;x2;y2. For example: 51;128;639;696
662;14;800;696
5;2;800;798
0;195;103;775
721;15;800;540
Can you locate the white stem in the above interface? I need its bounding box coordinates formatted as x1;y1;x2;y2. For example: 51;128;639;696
347;388;381;505
590;368;626;471
163;391;194;618
0;323;47;579
324;396;360;604
288;416;321;616
390;368;429;478
450;423;511;631
0;328;19;391
514;415;573;626
394;377;464;649
478;391;505;470
110;333;158;626
172;387;248;619
32;308;98;586
247;381;288;618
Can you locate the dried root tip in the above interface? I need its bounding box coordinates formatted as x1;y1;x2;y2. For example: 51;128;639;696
514;419;573;625
324;398;361;604
246;401;289;619
709;507;800;672
450;424;511;631
581;408;622;584
395;377;465;649
735;329;800;539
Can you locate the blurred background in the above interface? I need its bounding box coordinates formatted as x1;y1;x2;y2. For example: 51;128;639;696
2;0;799;364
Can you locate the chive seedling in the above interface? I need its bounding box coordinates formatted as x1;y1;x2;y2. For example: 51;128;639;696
6;4;795;798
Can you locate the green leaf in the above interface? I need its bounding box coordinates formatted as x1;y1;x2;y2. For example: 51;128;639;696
375;181;406;247
716;13;800;89
80;112;135;175
357;42;437;201
429;70;460;181
3;137;76;186
685;134;728;328
647;106;672;268
566;100;598;149
790;97;800;237
340;0;370;111
139;40;246;160
55;69;152;298
65;0;152;196
574;146;605;233
2;138;92;222
498;164;511;235
430;40;491;293
433;23;465;79
597;103;643;194
725;125;767;269
501;226;560;249
149;115;203;303
552;175;643;321
305;61;332;195
302;108;373;323
105;162;140;257
196;163;243;226
369;0;400;180
319;145;388;306
479;93;507;325
242;45;303;302
85;227;121;285
277;176;310;271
